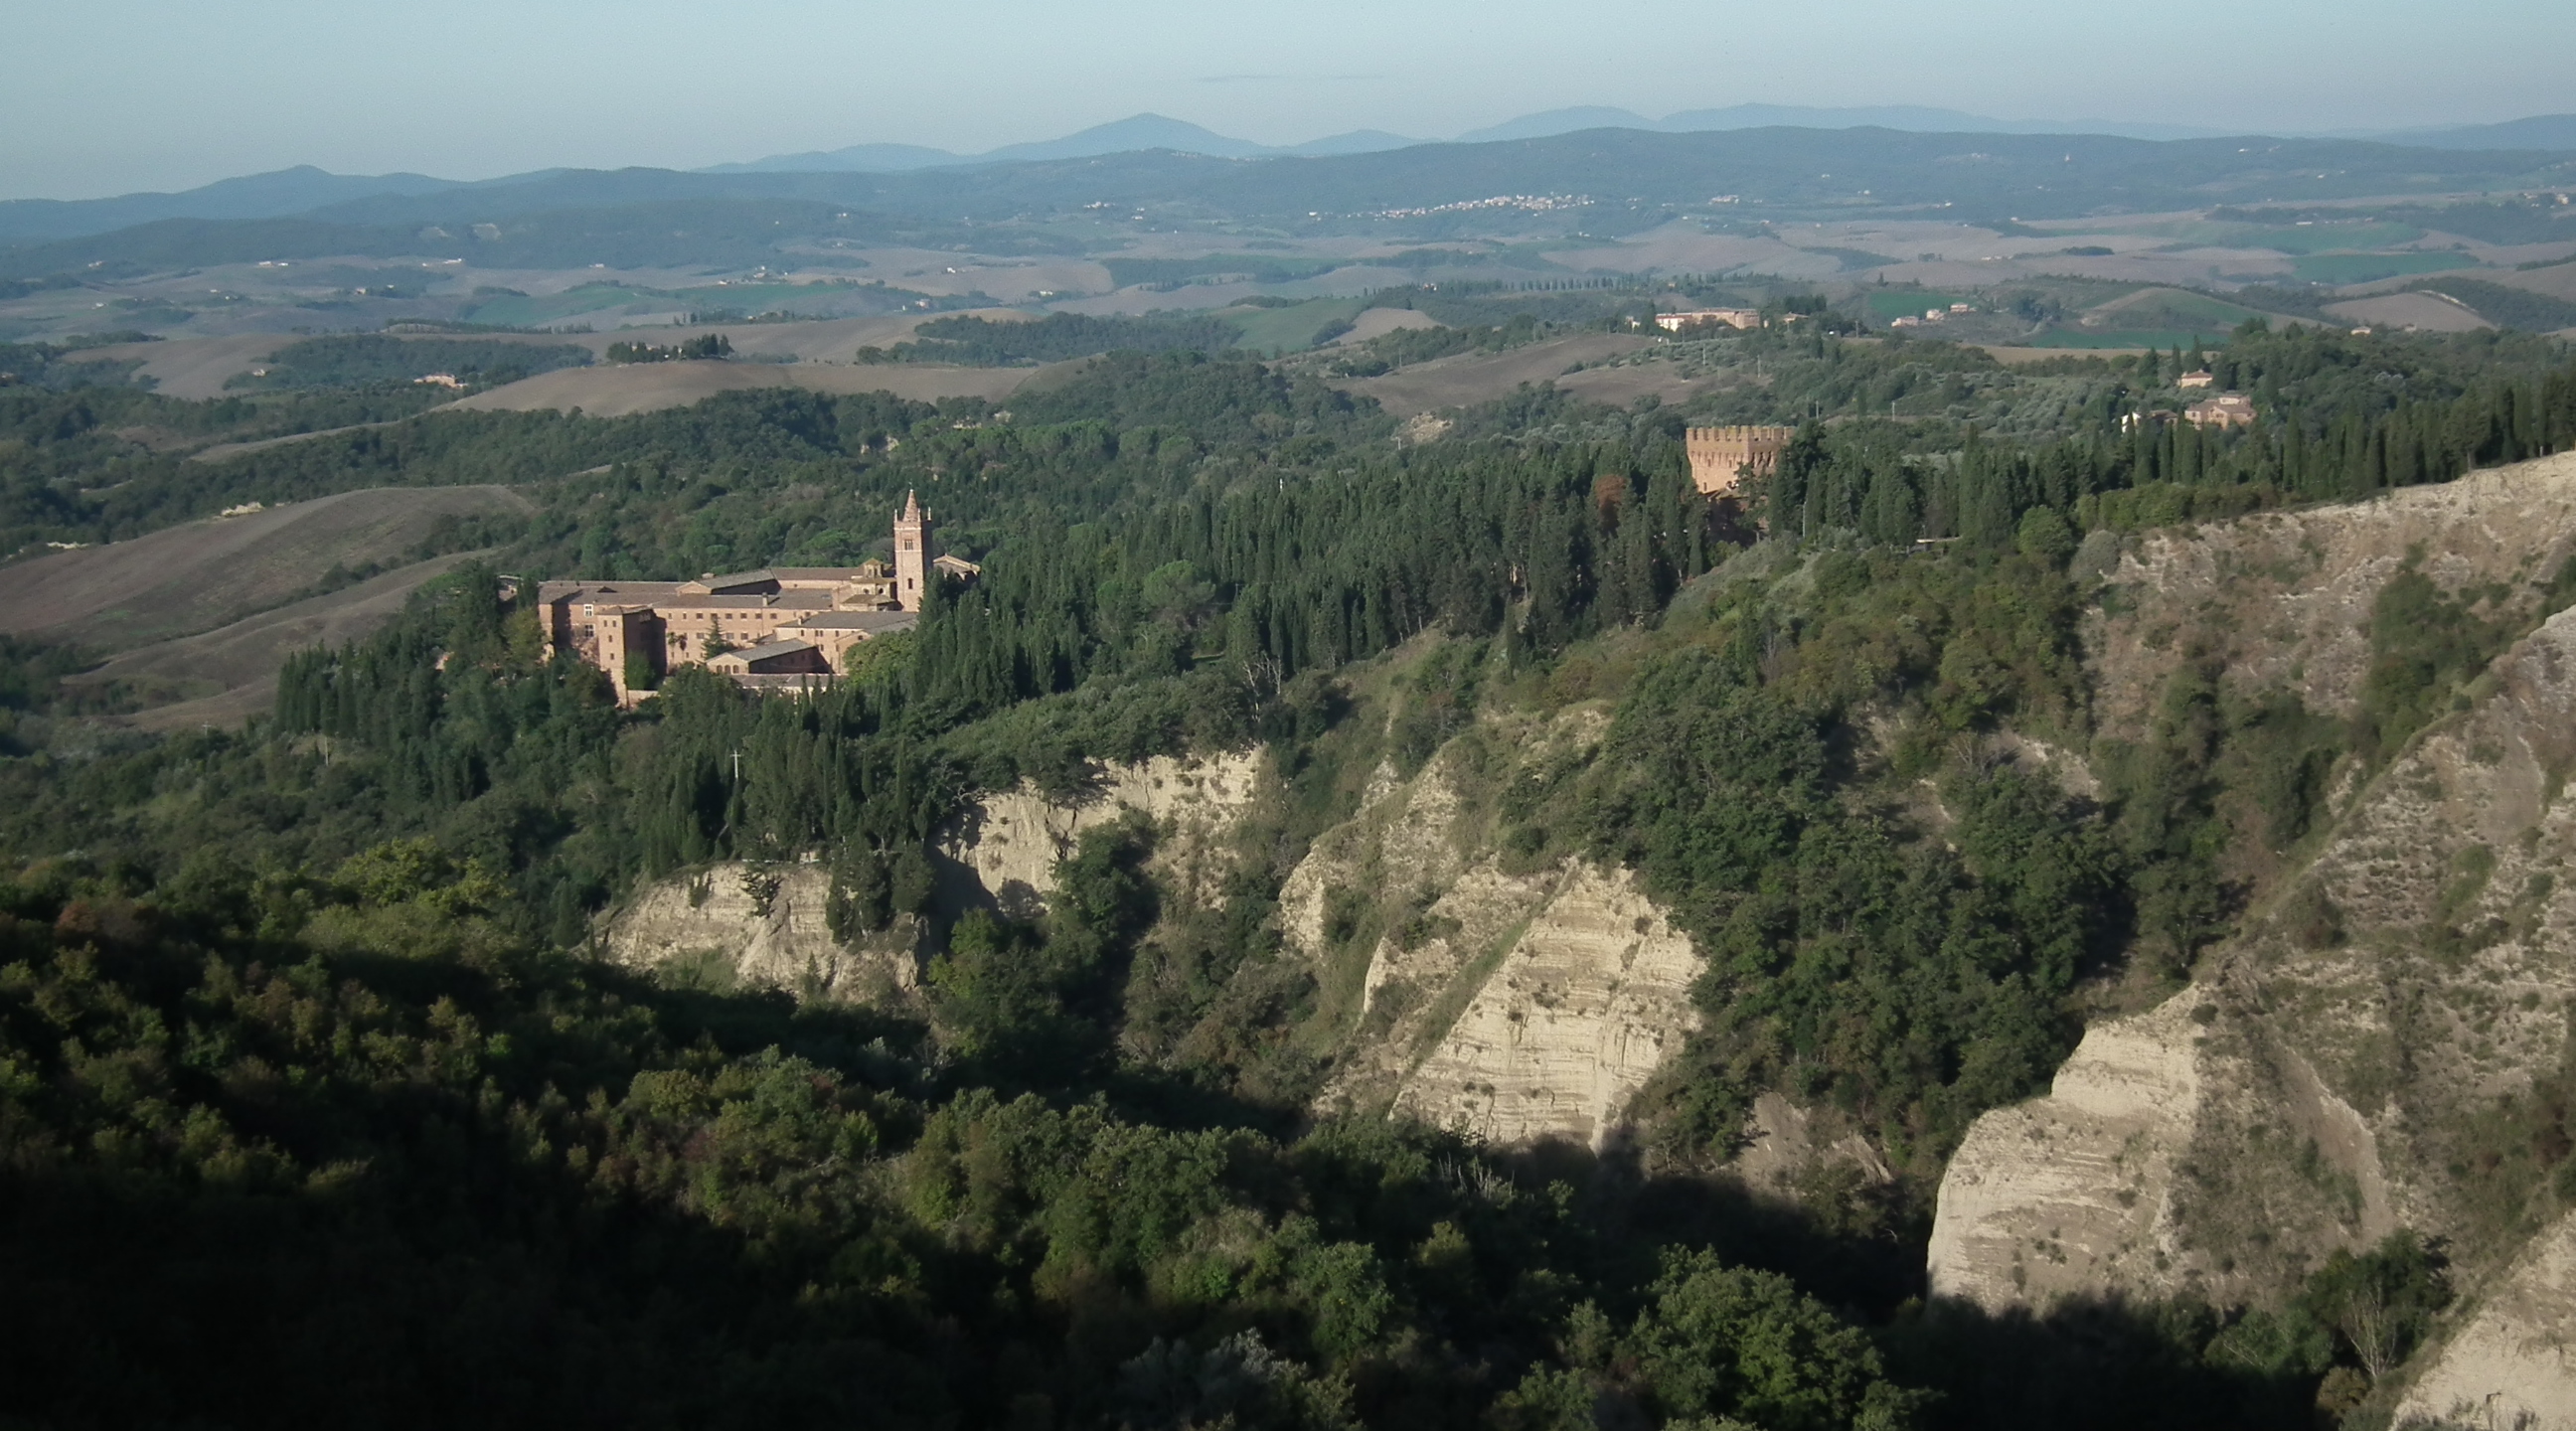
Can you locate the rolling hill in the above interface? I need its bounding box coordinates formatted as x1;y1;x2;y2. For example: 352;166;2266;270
0;484;532;653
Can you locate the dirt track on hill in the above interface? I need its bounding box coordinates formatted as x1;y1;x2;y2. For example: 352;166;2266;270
188;422;394;463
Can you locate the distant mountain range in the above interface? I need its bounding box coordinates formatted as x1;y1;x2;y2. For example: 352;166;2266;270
5;107;2574;247
2367;113;2576;151
710;103;2576;175
706;106;2236;176
1451;104;2231;144
698;114;1425;174
0;166;470;244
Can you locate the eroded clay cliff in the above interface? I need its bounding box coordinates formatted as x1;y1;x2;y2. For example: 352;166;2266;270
606;749;1266;998
1931;451;2576;1412
2398;1207;2576;1427
595;695;1723;1158
2090;453;2576;740
1391;863;1702;1150
942;749;1266;914
605;861;919;1001
1278;707;1707;1151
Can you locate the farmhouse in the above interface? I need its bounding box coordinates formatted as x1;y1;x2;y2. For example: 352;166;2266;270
2183;393;2257;429
539;490;977;705
1656;308;1764;332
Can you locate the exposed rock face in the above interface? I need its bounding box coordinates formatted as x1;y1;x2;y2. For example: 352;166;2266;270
2090;452;2576;741
1728;1093;1894;1198
605;861;917;1001
942;750;1264;915
1286;708;1703;1151
606;750;1266;1000
2399;1209;2576;1429
1392;864;1700;1151
1937;605;2576;1317
1932;455;2576;1407
1929;985;2209;1310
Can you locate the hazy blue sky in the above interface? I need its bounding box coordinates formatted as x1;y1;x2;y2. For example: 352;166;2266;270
8;0;2573;199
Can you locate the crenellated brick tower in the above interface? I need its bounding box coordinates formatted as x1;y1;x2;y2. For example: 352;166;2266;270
1685;425;1798;498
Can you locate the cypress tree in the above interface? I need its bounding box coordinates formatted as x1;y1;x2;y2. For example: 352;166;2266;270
1960;446;2017;549
1861;459;1920;548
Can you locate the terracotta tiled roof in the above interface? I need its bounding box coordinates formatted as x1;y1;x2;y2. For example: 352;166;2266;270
782;611;918;633
714;637;820;663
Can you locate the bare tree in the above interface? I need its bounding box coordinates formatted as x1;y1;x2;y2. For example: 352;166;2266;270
2339;1282;2399;1382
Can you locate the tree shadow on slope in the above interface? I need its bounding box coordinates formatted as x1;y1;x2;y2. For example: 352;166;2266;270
1510;1140;2333;1430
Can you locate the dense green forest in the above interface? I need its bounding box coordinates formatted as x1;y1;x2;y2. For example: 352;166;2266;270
4;320;2571;1427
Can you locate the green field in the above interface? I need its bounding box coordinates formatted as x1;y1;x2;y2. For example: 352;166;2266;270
465;280;884;329
1866;290;1975;321
2130;220;2428;254
2250;223;2425;255
2290;252;2478;285
1103;255;1345;287
2095;289;2281;332
664;281;857;313
1220;295;1373;354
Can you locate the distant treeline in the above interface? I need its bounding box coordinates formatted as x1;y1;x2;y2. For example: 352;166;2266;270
862;312;1243;367
1100;255;1344;288
1326;312;1563;377
606;334;731;364
229;335;592;391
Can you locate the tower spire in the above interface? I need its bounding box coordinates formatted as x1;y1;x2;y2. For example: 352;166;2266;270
892;489;933;611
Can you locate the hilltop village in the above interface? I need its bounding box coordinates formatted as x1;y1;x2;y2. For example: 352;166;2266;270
539;491;977;704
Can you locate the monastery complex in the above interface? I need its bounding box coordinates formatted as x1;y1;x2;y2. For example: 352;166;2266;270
541;491;977;705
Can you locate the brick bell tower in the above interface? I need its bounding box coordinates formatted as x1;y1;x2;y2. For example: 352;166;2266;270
893;489;932;611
